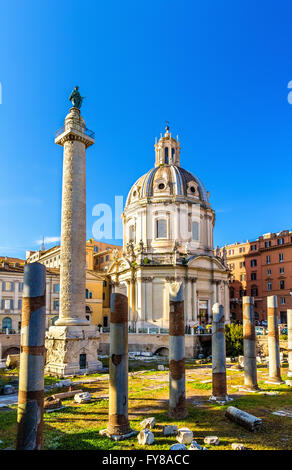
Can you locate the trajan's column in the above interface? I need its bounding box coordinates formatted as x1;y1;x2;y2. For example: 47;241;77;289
45;87;101;376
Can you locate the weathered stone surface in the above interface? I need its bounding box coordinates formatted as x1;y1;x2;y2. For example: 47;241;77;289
158;365;164;371
163;425;178;436
225;406;262;431
53;389;83;399
140;417;156;429
177;427;193;444
44;397;63;410
204;436;220;445
74;392;91;403
170;443;187;450
56;379;72;388
189;440;202;450
231;442;245;450
3;385;15;395
138;429;155;445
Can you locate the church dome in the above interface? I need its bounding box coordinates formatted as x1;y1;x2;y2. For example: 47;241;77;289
125;126;210;208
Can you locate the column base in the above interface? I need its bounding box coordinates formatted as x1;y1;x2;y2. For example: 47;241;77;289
265;377;285;385
45;325;102;377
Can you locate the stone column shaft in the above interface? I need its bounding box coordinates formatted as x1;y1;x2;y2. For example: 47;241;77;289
16;263;46;450
107;293;132;436
267;295;282;383
168;283;187;419
243;296;258;389
211;303;227;400
288;309;292;377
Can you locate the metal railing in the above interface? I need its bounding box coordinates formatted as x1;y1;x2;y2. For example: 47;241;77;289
55;125;95;139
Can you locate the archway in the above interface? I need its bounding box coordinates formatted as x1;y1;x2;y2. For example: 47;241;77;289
154;347;169;357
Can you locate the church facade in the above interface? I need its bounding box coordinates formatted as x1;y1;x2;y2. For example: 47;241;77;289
108;126;230;330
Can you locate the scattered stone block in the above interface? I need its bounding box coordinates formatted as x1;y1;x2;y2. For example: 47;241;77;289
74;392;91;403
3;385;15;395
138;429;155;445
57;379;72;388
170;443;187;450
285;380;292;387
189;440;202;450
44;396;63;411
204;436;220;445
5;354;20;369
53;389;83;400
163;425;178;436
140;417;156;429
177;427;193;444
232;443;245;450
157;365;164;371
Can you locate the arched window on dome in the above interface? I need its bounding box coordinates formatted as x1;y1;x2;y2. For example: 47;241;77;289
171;148;175;162
129;225;136;243
156;219;167;239
192;221;199;241
164;147;169;164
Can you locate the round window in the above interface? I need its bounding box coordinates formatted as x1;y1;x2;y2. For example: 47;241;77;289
190;186;196;193
158;183;165;190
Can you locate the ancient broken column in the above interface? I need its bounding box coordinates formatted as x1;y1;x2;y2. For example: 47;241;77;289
45;93;101;376
287;309;292;377
168;282;187;419
16;263;46;450
266;295;283;383
101;293;135;439
210;303;228;401
243;296;258;390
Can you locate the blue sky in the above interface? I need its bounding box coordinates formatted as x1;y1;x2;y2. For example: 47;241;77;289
1;0;292;258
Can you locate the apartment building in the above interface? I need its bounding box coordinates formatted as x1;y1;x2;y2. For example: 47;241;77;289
221;230;292;323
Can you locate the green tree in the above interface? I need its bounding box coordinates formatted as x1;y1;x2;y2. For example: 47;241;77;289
225;323;243;357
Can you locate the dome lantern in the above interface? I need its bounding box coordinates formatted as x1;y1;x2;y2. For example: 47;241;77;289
154;124;181;167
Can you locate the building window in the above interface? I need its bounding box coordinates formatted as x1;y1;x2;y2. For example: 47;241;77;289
156;219;167;239
103;316;108;327
53;283;60;293
2;281;14;292
265;241;271;248
100;257;104;263
266;255;271;265
129;225;136;242
106;255;109;262
251;259;257;267
240;274;245;282
19;282;24;292
240;261;245;268
278;238;284;245
239;289;246;297
251;272;257;280
228;249;234;255
191;221;199;241
280;280;285;290
18;299;22;310
102;292;105;301
1;299;13;310
164;147;169;164
251;286;258;296
53;300;59;311
267;269;271;275
281;297;286;305
280;267;284;274
279;253;284;263
251;244;257;251
2;317;12;332
103;280;107;287
94;246;98;252
239;247;245;253
267;282;272;291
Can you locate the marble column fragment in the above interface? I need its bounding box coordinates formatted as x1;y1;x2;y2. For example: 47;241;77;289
107;293;132;436
211;303;228;401
168;282;187;419
243;296;258;390
267;296;283;383
16;263;46;450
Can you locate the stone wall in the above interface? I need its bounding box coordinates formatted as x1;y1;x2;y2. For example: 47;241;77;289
98;332;211;358
0;334;20;358
256;335;288;356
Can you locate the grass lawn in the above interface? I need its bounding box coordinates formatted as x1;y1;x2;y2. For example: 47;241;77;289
1;362;292;450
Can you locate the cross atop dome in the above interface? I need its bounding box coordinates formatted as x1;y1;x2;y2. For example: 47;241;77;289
154;124;181;167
